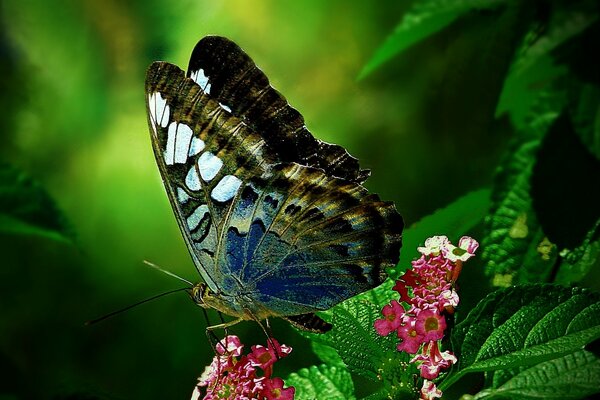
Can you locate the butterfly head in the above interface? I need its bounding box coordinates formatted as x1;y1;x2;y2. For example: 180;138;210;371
187;282;210;308
187;282;247;321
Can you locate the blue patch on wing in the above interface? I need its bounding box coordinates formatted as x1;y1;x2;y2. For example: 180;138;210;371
250;251;366;313
225;227;245;276
245;220;265;267
225;219;271;279
223;213;378;314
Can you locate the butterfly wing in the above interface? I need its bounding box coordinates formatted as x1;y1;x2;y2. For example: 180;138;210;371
186;35;370;184
145;38;403;322
218;162;403;317
145;61;276;294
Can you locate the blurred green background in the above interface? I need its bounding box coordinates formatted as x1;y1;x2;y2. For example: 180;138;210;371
0;0;525;398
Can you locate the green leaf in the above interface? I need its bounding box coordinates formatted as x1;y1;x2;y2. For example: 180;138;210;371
328;300;398;381
287;364;355;400
0;163;74;243
473;351;600;400
496;54;567;129
395;188;491;279
311;341;345;368
358;0;506;79
301;295;415;385
481;140;556;285
442;284;600;390
496;3;597;127
512;8;598;75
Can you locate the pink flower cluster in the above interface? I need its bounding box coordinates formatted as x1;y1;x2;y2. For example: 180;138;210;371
192;335;295;400
374;236;479;400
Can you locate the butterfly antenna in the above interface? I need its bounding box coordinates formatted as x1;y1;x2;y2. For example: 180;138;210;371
85;287;188;326
143;259;193;286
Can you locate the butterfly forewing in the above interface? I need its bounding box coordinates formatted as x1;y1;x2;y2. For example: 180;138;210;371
186;36;370;184
145;37;403;327
146;61;276;293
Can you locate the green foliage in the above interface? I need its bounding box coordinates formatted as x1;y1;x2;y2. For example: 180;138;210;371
358;0;507;79
448;285;600;378
444;285;600;397
480;139;555;284
306;298;399;382
0;163;74;243
287;364;356;400
478;351;600;400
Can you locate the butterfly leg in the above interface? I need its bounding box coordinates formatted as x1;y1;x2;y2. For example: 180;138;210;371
217;311;229;337
263;318;282;360
244;312;282;360
206;317;243;332
204;317;243;357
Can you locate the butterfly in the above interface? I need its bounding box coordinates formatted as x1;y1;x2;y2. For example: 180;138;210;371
145;36;403;333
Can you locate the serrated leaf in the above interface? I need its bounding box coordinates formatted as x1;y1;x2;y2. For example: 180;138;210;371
481;140;556;285
0;163;74;243
303;296;418;397
287;364;355;400
330;300;398;380
473;351;600;400
396;188;491;279
302;297;409;381
442;284;600;390
358;0;506;79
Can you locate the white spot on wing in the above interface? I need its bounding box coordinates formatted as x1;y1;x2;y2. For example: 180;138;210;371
191;68;211;94
219;102;232;113
164;122;177;165
157;95;170;127
211;175;242;202
185;165;202;191
149;93;157;126
198;152;223;181
149;92;170;133
189;137;205;156
177;187;191;204
174;123;193;164
187;204;209;231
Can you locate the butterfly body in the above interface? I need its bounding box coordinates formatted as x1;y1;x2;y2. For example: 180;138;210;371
145;37;403;332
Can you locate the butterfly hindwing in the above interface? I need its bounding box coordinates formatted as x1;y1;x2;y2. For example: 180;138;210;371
218;163;402;316
186;35;370;184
